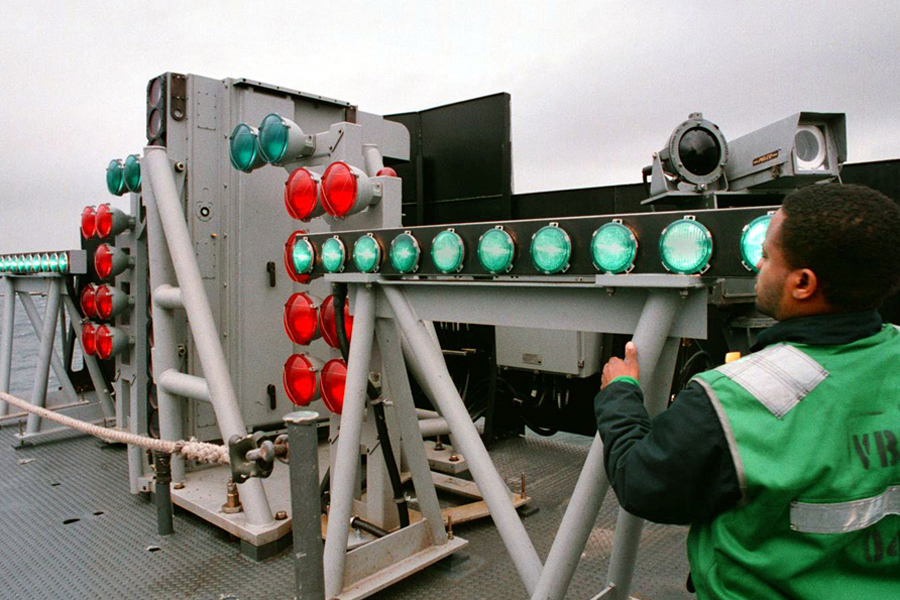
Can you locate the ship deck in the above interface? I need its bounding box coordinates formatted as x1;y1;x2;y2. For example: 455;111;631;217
0;422;692;599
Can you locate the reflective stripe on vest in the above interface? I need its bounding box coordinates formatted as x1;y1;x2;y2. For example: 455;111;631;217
714;344;829;418
791;485;900;534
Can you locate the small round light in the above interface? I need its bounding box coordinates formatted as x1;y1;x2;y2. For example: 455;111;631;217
106;159;126;196
0;257;6;272
352;234;381;273
81;322;98;356
80;283;98;318
531;225;572;274
48;253;60;272
95;204;114;238
321;162;358;218
229;123;265;173
95;325;115;359
389;232;420;274
477;227;515;274
124;154;141;192
148;77;164;108
321;237;346;273
591;222;638;274
659;218;713;274
16;255;26;273
26;255;37;273
58;252;69;273
81;206;97;239
258;113;290;164
377;167;398;177
284;168;323;221
95;284;130;320
740;215;772;273
95;244;113;279
319;295;353;350
40;254;50;272
283;354;322;407
148;109;164;139
321;359;348;414
283;293;321;345
431;230;465;274
284;232;314;283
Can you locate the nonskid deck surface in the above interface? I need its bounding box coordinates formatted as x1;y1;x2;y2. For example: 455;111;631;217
0;426;691;600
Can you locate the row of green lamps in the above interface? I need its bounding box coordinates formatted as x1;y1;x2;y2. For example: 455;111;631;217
0;252;69;274
286;214;772;278
106;154;142;196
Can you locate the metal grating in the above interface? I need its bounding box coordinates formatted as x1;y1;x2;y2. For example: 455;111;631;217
0;426;690;599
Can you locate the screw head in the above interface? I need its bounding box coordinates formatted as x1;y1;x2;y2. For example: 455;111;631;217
275;510;288;520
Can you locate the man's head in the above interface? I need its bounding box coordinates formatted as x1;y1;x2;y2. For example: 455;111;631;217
755;183;900;320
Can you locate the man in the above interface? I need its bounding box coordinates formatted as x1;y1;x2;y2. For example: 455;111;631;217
595;183;900;599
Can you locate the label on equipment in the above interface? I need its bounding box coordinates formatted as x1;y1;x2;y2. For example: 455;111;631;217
522;353;543;366
752;150;780;166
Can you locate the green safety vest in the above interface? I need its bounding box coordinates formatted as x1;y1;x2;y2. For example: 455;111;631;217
688;324;900;599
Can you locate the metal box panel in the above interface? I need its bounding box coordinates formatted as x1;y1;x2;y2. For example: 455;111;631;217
495;326;601;377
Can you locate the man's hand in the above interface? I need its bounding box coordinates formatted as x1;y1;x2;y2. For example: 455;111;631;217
601;341;640;389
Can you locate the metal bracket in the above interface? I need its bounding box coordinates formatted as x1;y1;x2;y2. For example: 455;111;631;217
228;431;275;483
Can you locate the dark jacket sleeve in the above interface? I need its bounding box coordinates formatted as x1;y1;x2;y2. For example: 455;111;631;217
594;379;741;524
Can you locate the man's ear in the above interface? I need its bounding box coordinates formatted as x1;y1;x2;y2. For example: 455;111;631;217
790;268;819;301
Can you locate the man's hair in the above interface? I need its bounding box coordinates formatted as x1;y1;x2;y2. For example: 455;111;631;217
780;183;900;311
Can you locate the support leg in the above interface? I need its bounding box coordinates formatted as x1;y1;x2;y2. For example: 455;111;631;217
383;285;543;595
25;279;62;434
0;277;16;417
323;285;376;598
376;317;448;545
17;292;79;404
600;290;684;600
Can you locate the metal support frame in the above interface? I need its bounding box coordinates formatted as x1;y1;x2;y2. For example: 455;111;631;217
383;284;545;595
144;146;274;527
0;277;18;417
16;291;79;404
24;278;62;434
323;285;377;597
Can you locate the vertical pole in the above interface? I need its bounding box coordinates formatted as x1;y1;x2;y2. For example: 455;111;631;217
530;434;610;600
383;285;544;595
17;292;79;404
285;410;326;600
61;297;116;418
0;277;16;417
25;278;62;434
154;451;174;536
323;285;376;598
144;147;274;526
143;170;186;484
602;291;683;600
376;318;448;545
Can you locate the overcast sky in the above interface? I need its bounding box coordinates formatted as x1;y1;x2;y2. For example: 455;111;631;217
0;1;898;254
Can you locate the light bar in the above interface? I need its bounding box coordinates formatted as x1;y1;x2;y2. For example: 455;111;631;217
0;251;82;275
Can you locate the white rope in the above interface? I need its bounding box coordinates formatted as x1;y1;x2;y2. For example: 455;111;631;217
0;390;230;464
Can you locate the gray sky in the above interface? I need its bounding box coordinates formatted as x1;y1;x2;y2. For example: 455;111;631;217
1;1;898;254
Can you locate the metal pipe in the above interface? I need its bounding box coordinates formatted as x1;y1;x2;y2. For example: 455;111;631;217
143;166;186;484
61;296;116;418
153;451;174;536
362;144;384;178
61;296;116;417
416;408;440;420
0;277;16;417
158;369;210;402
285;410;325;600
375;318;448;546
17;292;79;404
383;285;544;594
418;417;484;438
603;291;683;600
530;434;610;600
25;278;62;435
323;285;376;598
144;147;274;526
152;284;184;310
